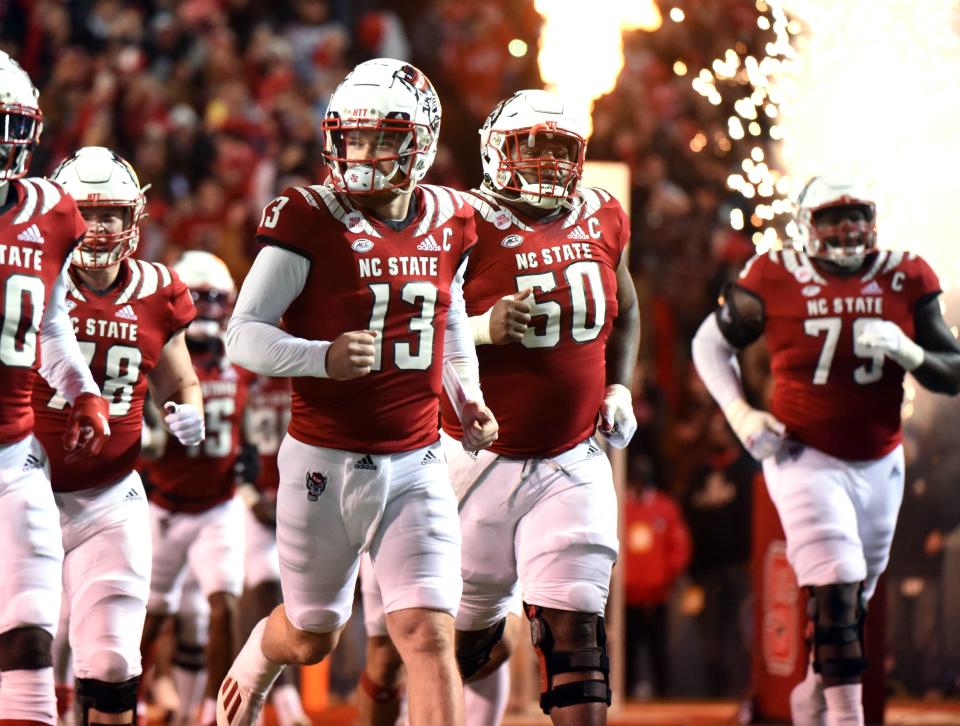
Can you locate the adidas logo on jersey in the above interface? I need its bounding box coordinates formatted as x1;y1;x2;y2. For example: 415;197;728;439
22;453;43;471
17;224;44;245
354;455;378;471
586;443;602;458
567;226;589;241
64;298;77;312
861;280;883;296
123;488;142;502
420;449;441;465
115;304;138;321
416;237;443;252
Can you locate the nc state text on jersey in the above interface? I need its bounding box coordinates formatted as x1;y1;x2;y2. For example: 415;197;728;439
358;255;439;279
0;243;44;271
806;296;884;317
514;242;594;270
71;317;139;341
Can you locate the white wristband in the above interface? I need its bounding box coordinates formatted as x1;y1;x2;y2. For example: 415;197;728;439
470;310;493;346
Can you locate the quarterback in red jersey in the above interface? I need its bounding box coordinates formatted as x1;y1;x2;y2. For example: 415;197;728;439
31;146;201;725
692;177;960;726
0;54;112;726
217;59;497;726
142;251;254;725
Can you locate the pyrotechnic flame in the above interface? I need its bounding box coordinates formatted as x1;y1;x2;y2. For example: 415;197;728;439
768;0;960;290
535;0;662;137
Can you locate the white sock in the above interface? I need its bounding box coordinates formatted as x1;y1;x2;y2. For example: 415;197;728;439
229;618;285;695
272;682;308;726
824;683;864;726
464;662;510;726
171;666;206;725
0;667;57;724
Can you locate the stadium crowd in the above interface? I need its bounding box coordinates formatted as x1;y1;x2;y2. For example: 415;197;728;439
3;0;958;706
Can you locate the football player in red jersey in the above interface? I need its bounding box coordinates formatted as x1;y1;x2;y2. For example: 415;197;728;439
216;58;498;726
31;146;202;725
236;376;310;726
0;54;112;726
361;89;640;726
441;90;639;726
692;177;960;726
141;251;256;726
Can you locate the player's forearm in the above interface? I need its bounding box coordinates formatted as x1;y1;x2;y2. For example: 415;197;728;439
225;315;331;377
605;294;640;388
39;273;100;404
690;313;747;408
912;351;960;395
443;262;484;403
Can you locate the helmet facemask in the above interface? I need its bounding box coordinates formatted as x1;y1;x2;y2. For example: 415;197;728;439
0;104;42;181
322;115;431;200
187;287;235;343
486;122;585;210
804;199;876;269
74;197;147;270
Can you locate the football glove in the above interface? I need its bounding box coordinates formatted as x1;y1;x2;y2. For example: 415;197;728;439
164;402;205;446
855;319;924;371
63;393;111;462
598;383;637;449
722;398;785;461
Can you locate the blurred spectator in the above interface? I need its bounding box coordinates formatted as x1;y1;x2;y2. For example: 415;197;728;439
623;455;691;700
888;422;960;697
679;410;757;698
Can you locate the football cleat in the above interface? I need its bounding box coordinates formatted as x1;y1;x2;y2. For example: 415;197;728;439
216;676;266;726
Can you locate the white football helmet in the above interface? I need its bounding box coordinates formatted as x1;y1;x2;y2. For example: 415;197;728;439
479;90;588;210
321;58;441;196
51;147;148;269
0;51;43;181
172;251;236;341
796;177;877;268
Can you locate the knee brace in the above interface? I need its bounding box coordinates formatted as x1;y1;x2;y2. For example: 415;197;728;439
0;626;53;670
75;676;138;726
524;603;611;713
456;617;506;681
809;585;868;679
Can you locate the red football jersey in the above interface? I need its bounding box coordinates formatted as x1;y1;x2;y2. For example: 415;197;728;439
148;351;254;513
440;188;630;457
244;375;291;495
32;259;196;491
736;248;940;460
0;178;87;444
255;184;477;453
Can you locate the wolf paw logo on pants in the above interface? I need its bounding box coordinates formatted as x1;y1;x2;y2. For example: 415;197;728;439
305;471;327;501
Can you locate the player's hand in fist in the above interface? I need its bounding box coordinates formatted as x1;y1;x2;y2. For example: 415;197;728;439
63;393;111;463
597;383;637;449
856;319;924;371
721;398;785;461
163;402;205;446
489;288;533;345
326;330;378;380
460;401;499;451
